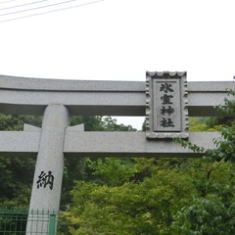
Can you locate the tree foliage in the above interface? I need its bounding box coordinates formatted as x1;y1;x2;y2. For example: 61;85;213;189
59;156;235;235
0;114;41;208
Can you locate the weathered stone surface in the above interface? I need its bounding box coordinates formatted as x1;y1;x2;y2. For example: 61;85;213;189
0;131;220;157
67;124;85;132
26;104;68;233
64;131;218;157
23;123;41;132
0;75;232;116
146;72;189;139
28;104;68;211
0;74;144;91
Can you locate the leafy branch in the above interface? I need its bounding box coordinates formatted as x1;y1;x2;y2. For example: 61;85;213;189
176;89;235;162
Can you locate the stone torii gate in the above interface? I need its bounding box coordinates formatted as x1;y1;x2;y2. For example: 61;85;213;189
0;72;233;233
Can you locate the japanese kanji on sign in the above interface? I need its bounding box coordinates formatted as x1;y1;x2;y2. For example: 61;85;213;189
146;71;189;139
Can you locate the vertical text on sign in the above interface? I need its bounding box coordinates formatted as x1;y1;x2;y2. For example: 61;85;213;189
154;79;181;131
146;71;189;139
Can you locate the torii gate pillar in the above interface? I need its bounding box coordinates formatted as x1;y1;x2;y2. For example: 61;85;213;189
27;104;69;233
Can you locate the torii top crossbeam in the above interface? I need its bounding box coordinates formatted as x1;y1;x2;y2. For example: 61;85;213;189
0;74;233;158
0;74;232;116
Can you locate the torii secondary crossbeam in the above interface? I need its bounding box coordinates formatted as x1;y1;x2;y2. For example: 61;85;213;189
0;72;233;234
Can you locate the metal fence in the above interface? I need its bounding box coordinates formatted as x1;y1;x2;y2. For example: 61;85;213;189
0;209;57;235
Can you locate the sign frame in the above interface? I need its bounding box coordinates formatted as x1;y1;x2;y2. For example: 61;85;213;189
146;71;189;139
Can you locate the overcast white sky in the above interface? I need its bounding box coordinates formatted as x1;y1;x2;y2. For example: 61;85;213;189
0;0;234;129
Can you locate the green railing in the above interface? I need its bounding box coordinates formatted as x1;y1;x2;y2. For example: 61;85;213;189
0;209;57;235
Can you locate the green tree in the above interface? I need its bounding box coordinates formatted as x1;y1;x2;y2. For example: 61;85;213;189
59;159;197;235
171;90;235;234
0;114;42;208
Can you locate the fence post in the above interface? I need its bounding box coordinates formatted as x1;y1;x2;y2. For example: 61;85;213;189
48;213;57;235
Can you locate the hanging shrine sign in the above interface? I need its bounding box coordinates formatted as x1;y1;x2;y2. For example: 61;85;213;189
146;71;189;139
